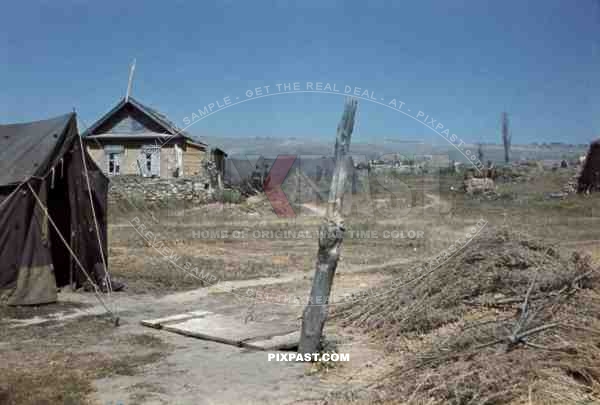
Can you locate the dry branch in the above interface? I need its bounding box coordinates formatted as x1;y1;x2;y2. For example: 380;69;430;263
333;229;600;403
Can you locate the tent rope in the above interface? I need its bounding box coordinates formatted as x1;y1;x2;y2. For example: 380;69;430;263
26;182;116;320
77;134;115;312
50;167;55;189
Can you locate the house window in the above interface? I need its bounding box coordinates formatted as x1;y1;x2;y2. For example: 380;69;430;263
104;145;124;176
139;145;161;177
146;152;152;173
108;153;121;175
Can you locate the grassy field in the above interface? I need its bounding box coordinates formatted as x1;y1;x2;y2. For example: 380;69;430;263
3;165;600;404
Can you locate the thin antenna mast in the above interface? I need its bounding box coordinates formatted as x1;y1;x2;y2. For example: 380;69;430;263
125;58;136;102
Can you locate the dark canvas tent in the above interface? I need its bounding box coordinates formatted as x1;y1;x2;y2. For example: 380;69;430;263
0;113;109;306
578;140;600;193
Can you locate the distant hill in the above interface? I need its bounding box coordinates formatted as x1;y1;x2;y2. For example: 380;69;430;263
200;135;588;169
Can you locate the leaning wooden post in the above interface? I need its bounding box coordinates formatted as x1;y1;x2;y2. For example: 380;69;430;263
299;97;358;354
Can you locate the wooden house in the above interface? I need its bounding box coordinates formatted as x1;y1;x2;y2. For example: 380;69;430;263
83;96;212;178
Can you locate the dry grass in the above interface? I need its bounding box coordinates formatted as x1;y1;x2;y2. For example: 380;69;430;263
0;350;168;405
333;229;600;404
0;316;171;405
390;288;600;404
336;229;590;333
106;190;429;296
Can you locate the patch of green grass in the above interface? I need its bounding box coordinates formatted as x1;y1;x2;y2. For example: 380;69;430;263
219;189;242;204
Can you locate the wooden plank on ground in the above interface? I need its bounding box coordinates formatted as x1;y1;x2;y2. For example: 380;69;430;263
161;314;296;347
242;331;300;351
141;311;212;329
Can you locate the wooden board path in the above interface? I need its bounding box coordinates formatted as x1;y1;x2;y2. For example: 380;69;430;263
141;311;299;350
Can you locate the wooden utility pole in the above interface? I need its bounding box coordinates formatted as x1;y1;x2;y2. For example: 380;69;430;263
125;58;136;102
502;112;511;164
298;97;358;354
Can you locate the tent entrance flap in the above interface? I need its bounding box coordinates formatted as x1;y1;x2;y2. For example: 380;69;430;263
48;173;72;287
6;180;57;306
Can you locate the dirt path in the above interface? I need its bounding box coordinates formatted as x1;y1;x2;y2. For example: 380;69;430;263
3;265;393;404
3;282;322;404
89;266;391;404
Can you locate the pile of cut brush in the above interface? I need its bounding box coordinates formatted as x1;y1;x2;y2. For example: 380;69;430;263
335;229;600;404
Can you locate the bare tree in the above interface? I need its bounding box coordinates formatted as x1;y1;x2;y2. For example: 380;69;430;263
502;112;511;164
298;97;358;354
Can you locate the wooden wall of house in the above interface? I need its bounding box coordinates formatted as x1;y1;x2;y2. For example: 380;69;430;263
183;143;206;176
86;143;144;176
85;141;206;178
160;144;178;178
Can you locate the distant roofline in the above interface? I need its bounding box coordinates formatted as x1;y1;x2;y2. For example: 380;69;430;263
211;147;228;157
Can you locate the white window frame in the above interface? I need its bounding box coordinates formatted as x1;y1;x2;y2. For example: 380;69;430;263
104;145;124;176
140;145;161;177
174;144;183;177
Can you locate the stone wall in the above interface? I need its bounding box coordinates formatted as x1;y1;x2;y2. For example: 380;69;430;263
108;175;213;205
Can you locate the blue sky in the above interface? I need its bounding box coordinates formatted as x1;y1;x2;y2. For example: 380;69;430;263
1;0;598;145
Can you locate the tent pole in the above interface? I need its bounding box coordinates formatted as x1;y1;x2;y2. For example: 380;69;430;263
69;230;75;290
